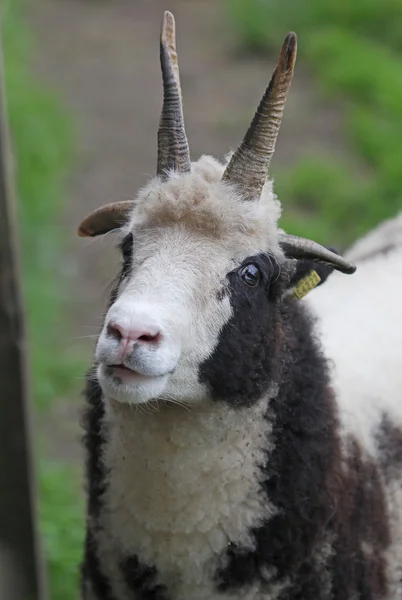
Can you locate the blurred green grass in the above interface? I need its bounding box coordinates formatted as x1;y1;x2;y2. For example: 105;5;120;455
40;464;84;600
227;0;402;247
3;1;84;598
4;0;82;411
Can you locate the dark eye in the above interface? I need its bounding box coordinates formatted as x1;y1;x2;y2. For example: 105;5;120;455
239;263;261;287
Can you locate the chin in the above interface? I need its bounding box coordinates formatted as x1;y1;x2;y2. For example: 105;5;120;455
97;363;169;405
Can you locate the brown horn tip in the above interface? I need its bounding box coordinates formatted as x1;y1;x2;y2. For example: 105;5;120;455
161;11;175;46
161;11;177;73
222;32;297;200
280;33;297;73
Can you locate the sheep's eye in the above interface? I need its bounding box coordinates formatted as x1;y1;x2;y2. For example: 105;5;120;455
239;264;261;287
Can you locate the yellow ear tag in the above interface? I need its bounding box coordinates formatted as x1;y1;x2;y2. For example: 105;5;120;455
293;270;321;300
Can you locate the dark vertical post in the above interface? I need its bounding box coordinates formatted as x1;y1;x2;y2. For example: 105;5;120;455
0;31;48;600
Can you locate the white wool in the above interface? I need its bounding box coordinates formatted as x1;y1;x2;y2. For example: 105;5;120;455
305;215;402;456
96;396;278;600
345;212;402;263
123;155;282;253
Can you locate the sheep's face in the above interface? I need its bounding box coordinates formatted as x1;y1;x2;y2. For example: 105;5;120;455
95;157;287;406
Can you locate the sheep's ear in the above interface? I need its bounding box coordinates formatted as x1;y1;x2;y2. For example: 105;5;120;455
78;201;134;237
289;247;339;287
285;246;340;300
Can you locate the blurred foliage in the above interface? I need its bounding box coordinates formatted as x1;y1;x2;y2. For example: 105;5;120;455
227;0;402;248
3;0;81;409
40;464;85;600
3;1;84;598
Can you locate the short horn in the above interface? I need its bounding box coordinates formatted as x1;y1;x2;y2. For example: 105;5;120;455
279;234;357;275
222;33;297;200
157;11;191;178
78;201;134;237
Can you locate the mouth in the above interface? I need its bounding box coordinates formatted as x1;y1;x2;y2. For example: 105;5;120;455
98;362;172;404
106;364;159;383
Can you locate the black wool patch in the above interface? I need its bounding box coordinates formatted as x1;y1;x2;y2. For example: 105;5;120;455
81;529;117;600
81;367;116;596
377;413;402;482
215;302;339;595
327;437;390;600
121;555;169;600
82;367;108;518
198;253;282;407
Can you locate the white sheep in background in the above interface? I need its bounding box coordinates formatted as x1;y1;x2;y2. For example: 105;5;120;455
77;11;402;600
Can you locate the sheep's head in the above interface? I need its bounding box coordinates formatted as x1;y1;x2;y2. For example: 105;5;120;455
78;12;355;407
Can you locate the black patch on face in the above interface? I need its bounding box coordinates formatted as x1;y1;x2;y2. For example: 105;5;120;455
120;232;133;277
120;555;169;600
377;413;402;483
81;529;116;600
199;253;283;407
215;302;391;599
106;233;134;307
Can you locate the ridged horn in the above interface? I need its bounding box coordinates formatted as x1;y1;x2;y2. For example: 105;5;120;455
222;33;297;200
157;11;191;178
279;234;357;274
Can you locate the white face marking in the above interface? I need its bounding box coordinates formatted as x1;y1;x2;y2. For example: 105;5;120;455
96;225;234;405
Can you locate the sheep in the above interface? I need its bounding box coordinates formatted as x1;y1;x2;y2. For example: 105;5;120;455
77;11;402;600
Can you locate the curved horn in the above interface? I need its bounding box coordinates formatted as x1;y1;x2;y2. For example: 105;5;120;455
222;33;297;200
279;234;356;275
157;11;191;178
78;201;134;237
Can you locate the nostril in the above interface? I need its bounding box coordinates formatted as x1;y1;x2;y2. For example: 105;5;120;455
138;332;162;344
107;322;124;341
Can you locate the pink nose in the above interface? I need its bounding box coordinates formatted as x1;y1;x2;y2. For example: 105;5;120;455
107;322;161;345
